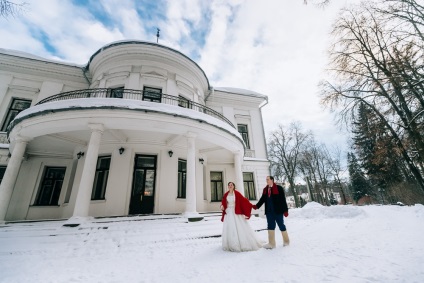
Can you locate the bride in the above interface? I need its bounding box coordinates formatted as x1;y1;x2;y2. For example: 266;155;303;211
220;182;262;252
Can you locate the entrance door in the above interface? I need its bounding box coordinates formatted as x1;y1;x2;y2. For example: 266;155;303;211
129;155;157;214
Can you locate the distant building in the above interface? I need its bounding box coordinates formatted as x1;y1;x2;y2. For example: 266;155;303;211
0;41;270;221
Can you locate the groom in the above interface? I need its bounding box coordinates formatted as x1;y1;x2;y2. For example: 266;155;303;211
253;176;290;249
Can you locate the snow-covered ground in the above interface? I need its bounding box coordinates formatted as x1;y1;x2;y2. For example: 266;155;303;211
0;202;423;283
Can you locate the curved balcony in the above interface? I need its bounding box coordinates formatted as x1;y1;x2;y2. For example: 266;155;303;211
35;88;235;128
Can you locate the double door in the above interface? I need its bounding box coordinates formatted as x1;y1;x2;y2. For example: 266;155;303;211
129;155;157;214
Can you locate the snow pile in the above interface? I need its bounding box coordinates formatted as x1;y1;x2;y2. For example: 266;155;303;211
291;201;366;219
413;203;424;219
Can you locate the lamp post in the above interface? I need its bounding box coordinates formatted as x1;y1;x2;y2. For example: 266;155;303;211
378;188;385;205
300;192;307;207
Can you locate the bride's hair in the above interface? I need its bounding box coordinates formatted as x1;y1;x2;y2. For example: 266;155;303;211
228;181;236;190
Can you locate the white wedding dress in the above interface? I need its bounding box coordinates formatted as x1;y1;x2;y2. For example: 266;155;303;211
222;194;262;252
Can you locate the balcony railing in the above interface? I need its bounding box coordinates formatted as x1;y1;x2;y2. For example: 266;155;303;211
35;88;235;128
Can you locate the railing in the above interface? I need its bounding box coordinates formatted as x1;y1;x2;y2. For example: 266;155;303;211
35;88;235;128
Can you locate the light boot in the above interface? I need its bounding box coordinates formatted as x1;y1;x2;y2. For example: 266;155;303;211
282;230;290;246
263;230;276;249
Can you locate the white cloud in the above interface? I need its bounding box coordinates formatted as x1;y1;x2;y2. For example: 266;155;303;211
198;0;360;150
99;0;148;40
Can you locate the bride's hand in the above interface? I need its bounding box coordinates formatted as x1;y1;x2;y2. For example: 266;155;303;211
220;205;224;211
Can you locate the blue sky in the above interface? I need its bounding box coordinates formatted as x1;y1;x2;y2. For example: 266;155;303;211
0;0;360;154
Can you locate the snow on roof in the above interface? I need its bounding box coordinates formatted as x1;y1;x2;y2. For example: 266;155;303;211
213;87;268;99
0;48;84;68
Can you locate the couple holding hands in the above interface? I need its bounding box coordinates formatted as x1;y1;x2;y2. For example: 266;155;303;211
220;176;290;252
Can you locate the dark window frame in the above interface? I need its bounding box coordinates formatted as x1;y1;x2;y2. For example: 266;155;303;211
0;166;6;184
91;156;111;200
243;172;256;200
143;86;162;103
109;87;124;98
1;98;32;131
210;171;224;202
237;124;250;149
177;159;187;198
178;95;192;109
35;167;66;206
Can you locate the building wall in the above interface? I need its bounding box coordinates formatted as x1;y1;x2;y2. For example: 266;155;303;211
0;43;270;221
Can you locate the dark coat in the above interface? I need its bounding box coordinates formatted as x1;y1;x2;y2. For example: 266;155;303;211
255;183;288;215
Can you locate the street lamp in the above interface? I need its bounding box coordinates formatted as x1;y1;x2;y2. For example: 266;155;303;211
300;193;307;207
378;188;385;205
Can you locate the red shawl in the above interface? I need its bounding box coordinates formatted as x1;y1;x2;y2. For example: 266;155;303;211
220;190;253;222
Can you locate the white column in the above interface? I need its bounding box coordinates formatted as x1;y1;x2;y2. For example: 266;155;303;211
184;133;199;217
71;124;104;220
234;151;244;196
0;138;29;221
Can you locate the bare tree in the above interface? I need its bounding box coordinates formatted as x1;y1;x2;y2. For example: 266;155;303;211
268;122;312;208
0;0;27;18
298;139;338;205
320;0;424;192
322;145;349;204
304;0;331;7
298;141;326;204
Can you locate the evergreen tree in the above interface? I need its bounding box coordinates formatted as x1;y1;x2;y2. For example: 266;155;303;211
352;102;404;190
347;152;370;202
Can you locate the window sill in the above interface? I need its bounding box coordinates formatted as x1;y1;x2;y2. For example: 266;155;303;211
91;199;106;203
30;205;60;207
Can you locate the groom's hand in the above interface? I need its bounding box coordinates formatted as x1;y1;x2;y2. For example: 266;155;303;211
284;211;289;217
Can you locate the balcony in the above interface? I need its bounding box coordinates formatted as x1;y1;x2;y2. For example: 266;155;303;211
35;88;235;129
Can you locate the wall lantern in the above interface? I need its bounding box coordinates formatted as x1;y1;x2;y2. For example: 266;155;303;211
77;151;84;159
119;147;125;155
168;150;173;157
199;158;204;164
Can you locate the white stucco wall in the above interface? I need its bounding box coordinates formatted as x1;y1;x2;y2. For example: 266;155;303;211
0;43;271;221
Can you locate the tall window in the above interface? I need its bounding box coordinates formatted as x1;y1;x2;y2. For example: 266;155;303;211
110;87;124;98
178;95;191;109
0;166;6;184
1;98;32;131
36;167;66;206
210;172;223;202
237;124;250;149
143;86;162;102
243;172;256;200
91;156;111;200
177;159;186;198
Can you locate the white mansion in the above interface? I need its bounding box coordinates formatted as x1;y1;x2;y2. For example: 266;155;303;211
0;40;270;222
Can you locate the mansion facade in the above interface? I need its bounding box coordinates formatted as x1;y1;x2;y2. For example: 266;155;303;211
0;41;270;222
